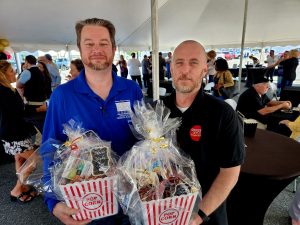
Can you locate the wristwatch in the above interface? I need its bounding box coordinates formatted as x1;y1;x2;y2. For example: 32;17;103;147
198;209;210;223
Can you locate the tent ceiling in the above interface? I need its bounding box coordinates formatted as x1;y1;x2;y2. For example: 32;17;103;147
1;0;300;52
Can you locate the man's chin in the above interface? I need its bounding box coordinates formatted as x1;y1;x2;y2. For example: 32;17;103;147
175;86;194;94
88;63;110;71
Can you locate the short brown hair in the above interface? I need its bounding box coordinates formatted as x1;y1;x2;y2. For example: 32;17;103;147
290;49;299;58
71;59;84;72
75;18;116;49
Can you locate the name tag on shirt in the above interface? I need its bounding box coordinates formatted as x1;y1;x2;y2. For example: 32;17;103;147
115;100;131;119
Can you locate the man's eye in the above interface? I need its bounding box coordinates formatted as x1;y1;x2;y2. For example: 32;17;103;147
85;43;94;47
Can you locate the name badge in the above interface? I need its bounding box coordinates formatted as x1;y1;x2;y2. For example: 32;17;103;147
115;100;131;119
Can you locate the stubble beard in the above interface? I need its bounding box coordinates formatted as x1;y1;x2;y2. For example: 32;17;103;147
83;55;113;71
88;62;110;71
174;77;201;94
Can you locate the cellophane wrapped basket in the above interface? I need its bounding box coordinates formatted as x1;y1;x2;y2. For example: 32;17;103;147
17;120;119;221
116;101;201;225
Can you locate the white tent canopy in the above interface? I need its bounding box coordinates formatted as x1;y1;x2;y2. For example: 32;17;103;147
1;0;300;52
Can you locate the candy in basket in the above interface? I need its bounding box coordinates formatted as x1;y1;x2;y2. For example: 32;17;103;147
116;101;201;225
18;121;119;220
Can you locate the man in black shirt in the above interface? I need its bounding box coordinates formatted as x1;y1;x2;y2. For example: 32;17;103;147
16;55;47;132
237;74;292;125
163;40;245;225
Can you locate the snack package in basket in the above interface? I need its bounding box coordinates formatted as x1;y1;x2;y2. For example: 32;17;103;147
116;101;202;225
17;120;119;221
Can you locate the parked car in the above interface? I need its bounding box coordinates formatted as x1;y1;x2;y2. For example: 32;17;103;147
55;58;70;70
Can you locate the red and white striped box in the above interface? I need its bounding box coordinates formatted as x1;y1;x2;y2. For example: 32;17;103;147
59;176;118;220
143;193;198;225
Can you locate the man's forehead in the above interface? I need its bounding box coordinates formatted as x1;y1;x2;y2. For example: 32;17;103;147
81;25;109;37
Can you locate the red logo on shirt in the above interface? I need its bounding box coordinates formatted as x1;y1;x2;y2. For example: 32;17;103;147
190;125;201;141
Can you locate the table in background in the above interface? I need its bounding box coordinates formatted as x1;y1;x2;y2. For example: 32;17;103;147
227;129;300;225
266;109;299;136
229;68;247;78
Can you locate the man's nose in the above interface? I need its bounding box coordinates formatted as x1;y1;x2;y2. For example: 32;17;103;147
181;63;190;74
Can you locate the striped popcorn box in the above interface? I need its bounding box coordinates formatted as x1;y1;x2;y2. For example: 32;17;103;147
143;193;198;225
59;176;118;220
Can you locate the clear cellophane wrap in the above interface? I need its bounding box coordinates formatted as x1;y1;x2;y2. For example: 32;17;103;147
116;101;201;225
18;120;119;220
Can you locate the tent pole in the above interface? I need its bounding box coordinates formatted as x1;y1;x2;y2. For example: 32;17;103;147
66;43;71;64
14;52;21;74
238;0;248;92
151;0;159;101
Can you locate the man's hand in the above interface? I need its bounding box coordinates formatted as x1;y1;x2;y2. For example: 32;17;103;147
189;214;203;225
279;119;290;126
36;103;47;112
285;101;292;109
281;101;292;110
214;83;223;90
53;202;91;225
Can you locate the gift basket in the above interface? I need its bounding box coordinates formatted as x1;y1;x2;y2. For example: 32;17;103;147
116;101;201;225
18;120;118;221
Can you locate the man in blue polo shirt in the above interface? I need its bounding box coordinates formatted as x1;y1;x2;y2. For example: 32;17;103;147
42;18;143;225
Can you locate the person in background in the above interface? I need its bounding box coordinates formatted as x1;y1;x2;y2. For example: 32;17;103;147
67;58;84;80
276;51;290;96
112;63;118;73
279;49;299;89
16;55;47;133
165;51;172;80
38;54;61;90
0;61;38;203
237;73;292;128
141;54;151;88
206;50;217;83
37;61;52;99
127;52;142;88
0;52;8;60
163;40;244;225
42;18;143;225
280;115;300;142
116;54;128;78
212;57;234;99
158;52;166;81
264;50;277;82
249;55;260;67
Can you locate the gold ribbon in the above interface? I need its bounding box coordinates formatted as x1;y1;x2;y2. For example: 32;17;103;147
150;136;169;154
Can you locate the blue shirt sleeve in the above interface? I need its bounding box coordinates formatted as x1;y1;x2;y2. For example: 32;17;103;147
42;87;67;212
47;64;61;87
18;70;31;84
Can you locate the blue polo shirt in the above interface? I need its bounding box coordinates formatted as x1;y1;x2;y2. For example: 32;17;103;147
41;70;143;213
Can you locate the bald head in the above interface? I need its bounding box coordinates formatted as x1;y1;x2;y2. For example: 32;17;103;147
172;40;207;64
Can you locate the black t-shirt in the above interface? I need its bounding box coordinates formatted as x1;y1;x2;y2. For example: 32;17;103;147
280;57;299;81
163;89;245;224
236;87;270;124
0;86;36;142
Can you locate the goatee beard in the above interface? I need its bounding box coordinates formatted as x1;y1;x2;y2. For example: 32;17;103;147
88;62;110;71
